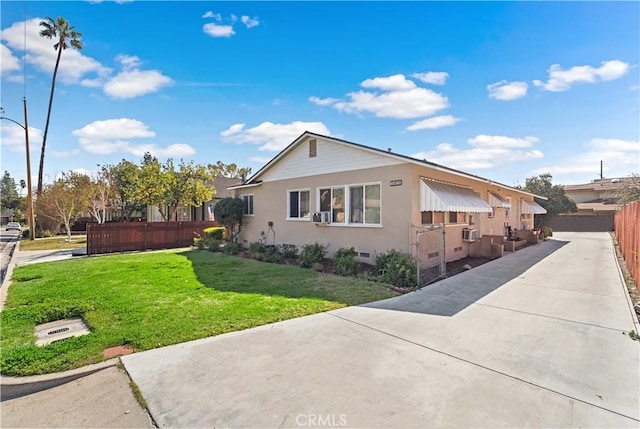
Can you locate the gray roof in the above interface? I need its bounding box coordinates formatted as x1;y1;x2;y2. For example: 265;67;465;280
211;176;242;198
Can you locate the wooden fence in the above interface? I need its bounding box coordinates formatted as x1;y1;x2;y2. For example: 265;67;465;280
86;221;218;255
614;201;639;292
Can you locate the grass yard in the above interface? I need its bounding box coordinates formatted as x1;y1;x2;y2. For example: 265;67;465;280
20;236;87;251
0;250;396;376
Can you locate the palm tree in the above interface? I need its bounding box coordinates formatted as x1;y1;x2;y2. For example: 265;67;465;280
37;16;83;195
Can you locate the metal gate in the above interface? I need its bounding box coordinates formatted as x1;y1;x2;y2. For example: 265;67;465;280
412;224;446;287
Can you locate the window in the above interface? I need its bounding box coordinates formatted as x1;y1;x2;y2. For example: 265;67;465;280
242;195;254;216
288;190;310;219
318;183;381;226
421;211;444;225
505;197;512;218
448;212;466;224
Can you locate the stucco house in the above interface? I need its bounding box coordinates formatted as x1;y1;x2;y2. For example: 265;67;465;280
229;132;546;265
564;177;634;216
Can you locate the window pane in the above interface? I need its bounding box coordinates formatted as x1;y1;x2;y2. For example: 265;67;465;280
350;186;364;223
319;189;331;212
300;191;310;218
421;211;433;224
365;184;380;224
449;211;457;223
332;187;344;223
289;191;299;218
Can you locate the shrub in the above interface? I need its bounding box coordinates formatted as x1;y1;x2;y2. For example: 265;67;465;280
375;249;417;288
541;226;553;238
299;243;327;268
213;198;244;239
279;244;299;259
333;247;359;276
249;242;266;254
222;242;241;255
21;229;30;239
193;236;207;250
203;226;225;241
208;239;223;252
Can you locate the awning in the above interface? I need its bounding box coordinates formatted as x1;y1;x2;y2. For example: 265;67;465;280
487;192;511;208
420;179;493;213
521;199;547;214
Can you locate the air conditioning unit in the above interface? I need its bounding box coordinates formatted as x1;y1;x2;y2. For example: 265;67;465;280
462;229;479;242
312;211;331;224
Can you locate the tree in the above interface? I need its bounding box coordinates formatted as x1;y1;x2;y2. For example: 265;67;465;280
213;197;244;240
616;174;640;206
138;156;214;221
37;16;83;195
521;173;577;227
208;161;252;180
35;172;89;241
102;160;144;222
87;171;115;224
0;171;21;213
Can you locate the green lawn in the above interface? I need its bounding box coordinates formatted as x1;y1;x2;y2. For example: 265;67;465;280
20;236;87;251
0;250;396;376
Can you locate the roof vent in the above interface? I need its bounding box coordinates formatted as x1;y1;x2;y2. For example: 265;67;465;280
309;139;317;158
387;148;392;152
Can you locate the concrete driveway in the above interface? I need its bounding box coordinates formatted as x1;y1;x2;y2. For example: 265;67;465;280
122;232;640;428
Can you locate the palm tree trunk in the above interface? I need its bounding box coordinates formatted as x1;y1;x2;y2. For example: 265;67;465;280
37;42;63;195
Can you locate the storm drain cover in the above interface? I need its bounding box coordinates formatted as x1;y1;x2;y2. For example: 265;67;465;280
35;317;91;346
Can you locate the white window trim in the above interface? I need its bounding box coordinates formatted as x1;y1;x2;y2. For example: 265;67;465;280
316;181;382;227
286;188;311;221
241;194;254;217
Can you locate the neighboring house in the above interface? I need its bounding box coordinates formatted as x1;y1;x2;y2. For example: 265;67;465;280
564;177;632;215
229;132;546;264
1;209;16;226
147;176;242;222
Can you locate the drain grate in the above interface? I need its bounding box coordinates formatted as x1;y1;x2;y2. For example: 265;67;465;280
35;317;91;346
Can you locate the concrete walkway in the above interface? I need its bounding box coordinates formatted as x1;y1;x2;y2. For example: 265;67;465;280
122;232;640;428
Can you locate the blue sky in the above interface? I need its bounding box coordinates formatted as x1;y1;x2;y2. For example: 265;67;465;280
1;1;638;189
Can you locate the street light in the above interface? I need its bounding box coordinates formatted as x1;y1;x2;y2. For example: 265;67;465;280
0;98;35;240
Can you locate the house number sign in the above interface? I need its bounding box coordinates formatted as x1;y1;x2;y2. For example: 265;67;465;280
389;180;403;186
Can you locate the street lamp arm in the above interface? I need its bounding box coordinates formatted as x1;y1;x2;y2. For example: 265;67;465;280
0;116;26;130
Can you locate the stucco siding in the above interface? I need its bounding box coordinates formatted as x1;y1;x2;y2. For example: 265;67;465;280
259;136;404;183
238;164;413;261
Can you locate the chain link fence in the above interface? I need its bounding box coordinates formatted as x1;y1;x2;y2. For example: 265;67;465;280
411;224;446;287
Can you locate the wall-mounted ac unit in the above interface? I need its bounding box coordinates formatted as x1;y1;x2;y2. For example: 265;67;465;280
462;229;479;242
312;211;331;224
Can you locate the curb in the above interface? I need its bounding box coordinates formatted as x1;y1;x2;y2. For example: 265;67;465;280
0;239;20;311
1;358;119;402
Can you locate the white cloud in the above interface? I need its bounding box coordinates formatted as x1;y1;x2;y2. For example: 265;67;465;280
487;80;528;100
411;71;449;85
1;43;20;75
115;54;142;70
361;74;416;91
249;156;272;164
335;87;449;119
406;115;461;131
220;121;331;152
309;96;339;106
534;138;639;177
52;149;81;157
1;18;111;84
203;23;235;38
241;16;260;29
72;118;194;157
103;69;174;99
202;11;222;21
533;60;630;92
412;134;543;170
314;73;450;120
0;123;42;152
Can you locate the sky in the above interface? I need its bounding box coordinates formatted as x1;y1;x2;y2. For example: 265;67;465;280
1;1;639;190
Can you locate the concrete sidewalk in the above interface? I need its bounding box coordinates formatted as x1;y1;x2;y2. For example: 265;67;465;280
122;232;640;428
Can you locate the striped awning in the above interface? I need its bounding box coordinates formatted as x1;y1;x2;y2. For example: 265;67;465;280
420;179;493;213
521;199;547;214
487;192;511;208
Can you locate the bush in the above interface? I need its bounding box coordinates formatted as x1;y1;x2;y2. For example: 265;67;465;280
541;226;553;238
203;226;225;240
375;249;417;288
21;229;30;239
222;242;241;255
333;247;359;276
249;242;266;254
193;236;207;250
299;243;327;268
279;244;299;259
208;239;223;252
